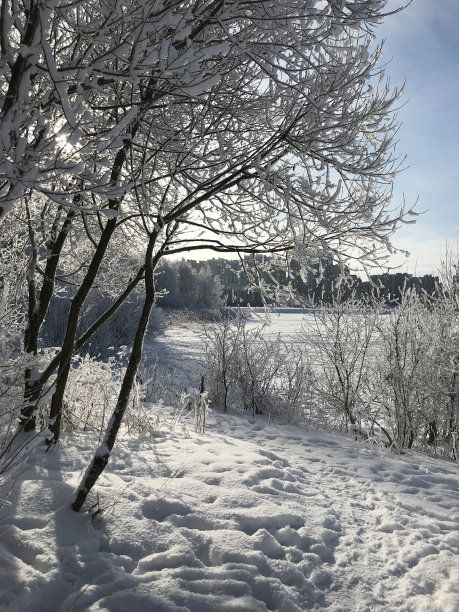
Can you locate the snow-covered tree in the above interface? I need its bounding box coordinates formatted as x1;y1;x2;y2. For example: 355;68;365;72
71;0;411;511
0;0;413;508
303;280;381;433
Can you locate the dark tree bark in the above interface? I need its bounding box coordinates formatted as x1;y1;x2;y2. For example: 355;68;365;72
46;130;139;443
72;231;159;511
21;208;75;431
47;214;118;442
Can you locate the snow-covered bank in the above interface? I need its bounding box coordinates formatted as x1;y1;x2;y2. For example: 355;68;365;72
0;411;458;611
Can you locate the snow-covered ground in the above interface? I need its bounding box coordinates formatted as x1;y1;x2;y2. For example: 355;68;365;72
1;314;458;611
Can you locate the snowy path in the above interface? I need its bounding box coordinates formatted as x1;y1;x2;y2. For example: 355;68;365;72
0;414;458;611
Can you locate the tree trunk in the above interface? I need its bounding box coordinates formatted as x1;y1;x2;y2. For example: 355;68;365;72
46;135;136;443
47;216;118;443
20;208;75;431
24;265;146;415
71;233;158;511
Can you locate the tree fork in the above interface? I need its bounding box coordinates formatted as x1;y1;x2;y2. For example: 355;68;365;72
47;215;118;443
16;264;146;436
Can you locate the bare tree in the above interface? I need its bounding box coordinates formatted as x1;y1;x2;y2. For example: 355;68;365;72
69;1;412;510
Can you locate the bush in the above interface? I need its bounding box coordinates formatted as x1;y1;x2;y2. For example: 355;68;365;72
302;282;458;459
301;288;381;436
204;315;314;422
204;281;458;460
58;351;125;435
46;349;188;439
374;287;458;456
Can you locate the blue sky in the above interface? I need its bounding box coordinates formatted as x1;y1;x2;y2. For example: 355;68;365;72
191;2;458;276
376;0;459;275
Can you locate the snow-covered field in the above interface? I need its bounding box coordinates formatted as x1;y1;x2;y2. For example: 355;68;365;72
142;309;310;390
1;313;458;611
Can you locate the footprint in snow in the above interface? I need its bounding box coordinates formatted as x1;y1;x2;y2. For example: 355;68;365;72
251;478;303;496
201;475;222;486
241;466;295;486
141;497;191;522
257;449;290;465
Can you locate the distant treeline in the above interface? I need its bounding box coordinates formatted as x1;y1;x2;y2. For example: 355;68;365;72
155;257;440;307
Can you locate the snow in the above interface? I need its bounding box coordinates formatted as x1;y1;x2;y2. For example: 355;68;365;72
1;314;458;611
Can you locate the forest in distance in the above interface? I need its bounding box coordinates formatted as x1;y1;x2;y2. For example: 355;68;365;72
153;255;441;308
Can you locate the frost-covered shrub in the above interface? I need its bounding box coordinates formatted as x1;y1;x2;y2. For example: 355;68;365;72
203;287;458;458
275;346;316;424
428;299;459;460
26;349;188;439
0;238;29;450
123;396;189;438
204;316;243;413
297;278;458;459
302;288;380;435
204;315;313;421
59;352;125;434
0;347;26;455
235;322;285;417
374;290;433;449
374;287;459;456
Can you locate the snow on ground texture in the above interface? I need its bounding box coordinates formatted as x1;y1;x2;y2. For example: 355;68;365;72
1;313;458;611
0;415;458;612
